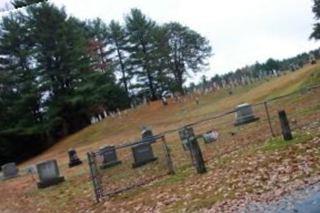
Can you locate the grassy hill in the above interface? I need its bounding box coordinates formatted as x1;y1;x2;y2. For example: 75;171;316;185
1;62;320;213
21;62;319;166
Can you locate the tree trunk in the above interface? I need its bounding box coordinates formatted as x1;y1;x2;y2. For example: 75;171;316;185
141;42;157;100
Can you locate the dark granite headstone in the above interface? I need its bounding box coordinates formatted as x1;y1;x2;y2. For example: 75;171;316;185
141;127;156;143
132;143;157;168
1;163;19;180
68;148;82;168
179;127;195;150
36;160;65;189
99;146;122;169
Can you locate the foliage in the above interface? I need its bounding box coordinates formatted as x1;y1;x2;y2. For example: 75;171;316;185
311;0;320;39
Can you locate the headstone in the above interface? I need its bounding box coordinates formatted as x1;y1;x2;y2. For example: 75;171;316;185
36;160;65;188
202;130;219;143
141;127;156;143
68;149;82;168
179;126;195;150
1;163;19;180
234;103;259;126
132;143;157;168
99;146;122;169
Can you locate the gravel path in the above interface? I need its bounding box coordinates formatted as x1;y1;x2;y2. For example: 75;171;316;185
243;182;320;213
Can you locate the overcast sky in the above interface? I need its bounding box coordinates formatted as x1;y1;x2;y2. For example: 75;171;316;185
1;0;320;81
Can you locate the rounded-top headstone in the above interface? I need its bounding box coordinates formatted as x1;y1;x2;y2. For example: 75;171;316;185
68;148;82;167
141;127;156;143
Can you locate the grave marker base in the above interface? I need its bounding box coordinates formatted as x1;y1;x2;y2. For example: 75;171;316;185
132;157;158;168
69;160;83;168
100;160;122;169
2;174;19;180
234;117;259;126
37;176;65;189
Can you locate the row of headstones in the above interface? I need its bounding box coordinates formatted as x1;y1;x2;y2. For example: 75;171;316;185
99;127;158;169
1;160;65;189
90;109;124;124
0;127;157;188
0;103;273;189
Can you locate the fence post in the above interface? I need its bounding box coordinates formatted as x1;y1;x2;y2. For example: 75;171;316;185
87;152;104;203
278;110;293;141
189;138;207;174
161;136;175;175
264;101;275;137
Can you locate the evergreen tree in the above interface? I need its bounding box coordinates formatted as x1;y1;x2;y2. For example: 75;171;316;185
311;0;320;39
106;20;132;101
125;9;158;100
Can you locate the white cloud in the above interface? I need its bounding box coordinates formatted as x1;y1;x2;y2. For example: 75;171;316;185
2;0;320;82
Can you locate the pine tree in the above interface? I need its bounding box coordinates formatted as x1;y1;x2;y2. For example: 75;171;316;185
107;20;132;101
311;0;320;39
125;9;158;100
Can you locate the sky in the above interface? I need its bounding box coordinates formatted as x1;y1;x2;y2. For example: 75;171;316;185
1;0;320;81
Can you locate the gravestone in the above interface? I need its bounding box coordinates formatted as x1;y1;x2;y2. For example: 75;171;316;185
141;127;156;143
36;160;65;189
99;146;122;169
132;143;157;168
234;103;259;126
202;130;219;144
179;126;195;150
1;163;19;180
68;148;82;168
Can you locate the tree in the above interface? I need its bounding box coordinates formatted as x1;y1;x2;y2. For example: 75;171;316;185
125;8;158;100
10;0;47;9
311;0;320;39
86;18;110;73
263;58;280;75
106;20;132;101
0;12;45;165
164;22;212;94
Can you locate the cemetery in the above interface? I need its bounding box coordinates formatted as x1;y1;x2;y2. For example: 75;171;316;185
0;63;320;212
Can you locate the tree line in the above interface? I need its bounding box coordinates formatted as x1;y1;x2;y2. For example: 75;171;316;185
0;1;212;165
191;49;319;92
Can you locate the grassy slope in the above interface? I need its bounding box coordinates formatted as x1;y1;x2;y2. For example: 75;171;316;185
0;62;318;213
21;62;319;167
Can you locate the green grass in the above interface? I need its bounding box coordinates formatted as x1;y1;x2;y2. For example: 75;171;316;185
261;132;313;152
